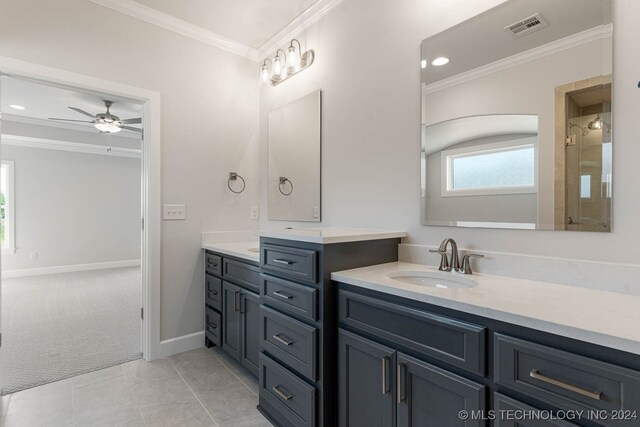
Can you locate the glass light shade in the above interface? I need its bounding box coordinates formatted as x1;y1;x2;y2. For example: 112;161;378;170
272;56;282;77
260;65;269;83
288;45;299;69
588;115;603;130
94;122;122;133
431;57;450;66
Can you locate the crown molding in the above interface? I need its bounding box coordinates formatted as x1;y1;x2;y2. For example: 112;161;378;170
257;0;344;58
2;134;141;158
88;0;259;60
423;24;613;95
2;113;142;138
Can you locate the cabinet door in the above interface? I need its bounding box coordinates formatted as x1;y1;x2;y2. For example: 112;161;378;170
397;353;486;427
222;281;241;360
338;329;395;427
240;290;260;376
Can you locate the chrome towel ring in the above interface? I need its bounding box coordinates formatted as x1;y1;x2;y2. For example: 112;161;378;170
228;172;246;194
278;176;293;196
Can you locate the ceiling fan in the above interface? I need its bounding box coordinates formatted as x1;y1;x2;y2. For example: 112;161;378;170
49;100;142;134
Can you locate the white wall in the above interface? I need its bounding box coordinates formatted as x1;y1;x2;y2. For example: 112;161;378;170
1;145;140;271
0;0;260;341
260;0;640;269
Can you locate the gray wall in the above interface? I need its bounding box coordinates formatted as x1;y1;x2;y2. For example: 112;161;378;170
1;145;141;271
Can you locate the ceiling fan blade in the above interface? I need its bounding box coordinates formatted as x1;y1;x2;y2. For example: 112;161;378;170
120;117;142;124
120;125;142;133
68;106;96;118
49;118;94;123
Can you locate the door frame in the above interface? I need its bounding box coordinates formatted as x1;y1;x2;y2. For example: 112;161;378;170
0;55;162;361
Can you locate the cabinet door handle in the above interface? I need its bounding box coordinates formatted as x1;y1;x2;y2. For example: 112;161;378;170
381;356;389;394
273;334;295;346
397;363;405;403
234;290;240;311
239;293;246;313
273;258;294;265
529;369;602;401
273;290;293;300
272;385;293;401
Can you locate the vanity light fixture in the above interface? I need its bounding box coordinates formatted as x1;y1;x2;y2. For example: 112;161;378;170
431;57;450;66
259;39;315;86
9;104;26;110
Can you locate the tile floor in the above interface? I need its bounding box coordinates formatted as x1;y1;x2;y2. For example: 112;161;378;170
0;346;271;427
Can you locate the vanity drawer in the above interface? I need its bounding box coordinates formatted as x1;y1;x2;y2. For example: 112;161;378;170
260;306;317;381
205;307;221;347
494;393;577;426
261;244;318;284
494;334;640;422
260;353;316;427
205;274;222;311
338;290;485;375
223;258;260;293
261;274;318;322
205;252;222;276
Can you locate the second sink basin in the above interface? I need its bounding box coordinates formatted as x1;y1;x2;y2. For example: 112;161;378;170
387;270;478;289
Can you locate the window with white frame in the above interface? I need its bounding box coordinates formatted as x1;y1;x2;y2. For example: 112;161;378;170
441;137;537;197
1;160;15;254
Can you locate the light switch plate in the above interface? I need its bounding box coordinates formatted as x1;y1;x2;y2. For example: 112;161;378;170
313;206;320;219
163;204;186;220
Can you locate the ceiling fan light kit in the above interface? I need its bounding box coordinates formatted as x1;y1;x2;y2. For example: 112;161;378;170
49;100;142;134
260;38;315;86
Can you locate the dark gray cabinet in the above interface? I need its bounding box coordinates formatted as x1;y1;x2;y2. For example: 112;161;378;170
338;329;395;427
397;353;485;427
338;329;485;427
257;237;402;427
204;250;260;378
337;283;640;427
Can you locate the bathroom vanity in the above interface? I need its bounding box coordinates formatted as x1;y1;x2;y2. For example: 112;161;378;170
203;241;261;377
253;228;405;427
333;263;640;427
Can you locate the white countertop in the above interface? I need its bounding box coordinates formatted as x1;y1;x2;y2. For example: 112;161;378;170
202;241;260;263
331;262;640;355
258;227;406;244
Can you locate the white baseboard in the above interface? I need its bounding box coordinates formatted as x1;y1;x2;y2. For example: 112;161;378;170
2;259;141;278
159;331;205;358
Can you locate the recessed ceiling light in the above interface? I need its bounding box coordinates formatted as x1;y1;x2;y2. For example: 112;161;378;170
420;59;427;69
431;57;450;67
9;104;26;110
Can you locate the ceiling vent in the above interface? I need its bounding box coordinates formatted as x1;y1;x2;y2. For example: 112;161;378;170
504;13;549;38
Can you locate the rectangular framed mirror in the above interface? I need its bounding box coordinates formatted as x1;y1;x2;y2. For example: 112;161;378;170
421;0;612;231
268;90;321;221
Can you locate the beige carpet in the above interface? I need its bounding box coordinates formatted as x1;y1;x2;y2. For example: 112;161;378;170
0;266;142;394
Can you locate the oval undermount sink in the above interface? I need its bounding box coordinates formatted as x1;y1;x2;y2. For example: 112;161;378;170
247;248;260;253
386;270;478;289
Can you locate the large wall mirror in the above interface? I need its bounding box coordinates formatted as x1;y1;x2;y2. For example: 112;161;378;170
268;90;321;221
421;0;612;231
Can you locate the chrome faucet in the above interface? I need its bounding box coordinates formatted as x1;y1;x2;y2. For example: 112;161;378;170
430;238;484;275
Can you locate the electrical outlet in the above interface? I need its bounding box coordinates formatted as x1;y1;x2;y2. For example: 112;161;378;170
29;252;38;261
163;204;186;220
250;206;259;220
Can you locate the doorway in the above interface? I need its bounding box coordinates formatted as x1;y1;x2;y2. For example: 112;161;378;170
0;75;146;394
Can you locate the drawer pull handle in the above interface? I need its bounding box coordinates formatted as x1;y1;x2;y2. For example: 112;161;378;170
206;324;217;333
397;363;405;403
273;258;295;265
208;290;218;296
529;369;602;401
272;385;293;401
381;356;389;394
273;334;295;346
273;291;294;300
